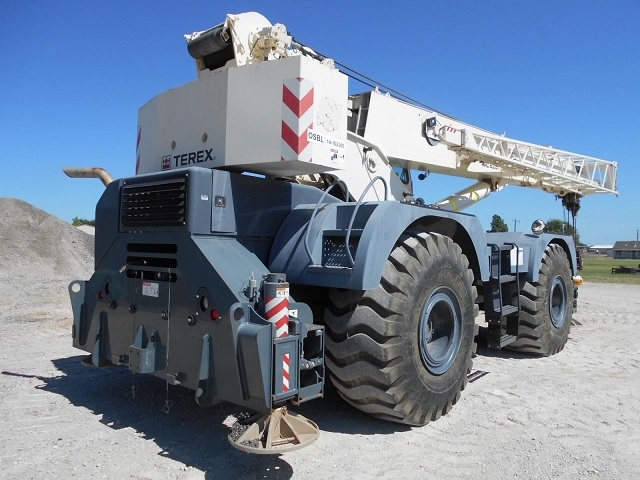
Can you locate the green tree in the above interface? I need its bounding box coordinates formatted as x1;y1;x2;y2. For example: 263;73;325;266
545;218;581;245
72;216;96;227
489;214;509;232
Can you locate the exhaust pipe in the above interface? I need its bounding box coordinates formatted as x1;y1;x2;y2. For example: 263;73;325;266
63;167;114;187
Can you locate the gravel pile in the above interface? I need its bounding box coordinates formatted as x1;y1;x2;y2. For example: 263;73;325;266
0;198;94;298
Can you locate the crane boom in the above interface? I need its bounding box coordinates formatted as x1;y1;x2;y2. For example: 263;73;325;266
136;11;618;211
348;90;618;201
433;114;618;196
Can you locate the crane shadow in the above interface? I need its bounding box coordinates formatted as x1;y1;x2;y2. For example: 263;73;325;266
3;358;290;479
1;354;410;479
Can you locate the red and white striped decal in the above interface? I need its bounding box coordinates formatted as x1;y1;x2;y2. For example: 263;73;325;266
281;78;314;163
265;287;290;391
282;350;290;392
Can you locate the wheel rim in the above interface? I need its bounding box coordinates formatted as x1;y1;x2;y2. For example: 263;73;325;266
549;275;568;328
419;286;462;375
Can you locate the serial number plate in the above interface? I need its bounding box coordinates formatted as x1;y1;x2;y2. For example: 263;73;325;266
142;281;159;297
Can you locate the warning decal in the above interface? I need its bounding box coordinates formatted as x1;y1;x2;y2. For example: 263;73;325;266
142;281;159;298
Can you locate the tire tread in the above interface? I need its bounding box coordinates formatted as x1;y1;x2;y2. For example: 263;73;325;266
324;232;477;426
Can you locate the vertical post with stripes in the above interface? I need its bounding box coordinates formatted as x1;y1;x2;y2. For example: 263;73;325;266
263;274;291;393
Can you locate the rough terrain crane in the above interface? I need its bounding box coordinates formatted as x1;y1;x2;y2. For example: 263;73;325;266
65;12;618;454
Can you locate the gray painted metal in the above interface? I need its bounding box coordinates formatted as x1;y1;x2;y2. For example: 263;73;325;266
69;168;330;413
270;200;492;290
486;232;578;282
69;166;577;418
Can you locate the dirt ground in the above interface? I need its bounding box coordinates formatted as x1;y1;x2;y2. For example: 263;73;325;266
1;282;639;480
1;200;639;479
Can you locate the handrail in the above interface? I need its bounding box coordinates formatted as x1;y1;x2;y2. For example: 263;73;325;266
303;179;350;263
346;130;393;169
343;176;388;267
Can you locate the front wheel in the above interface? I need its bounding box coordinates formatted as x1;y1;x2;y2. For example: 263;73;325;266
507;243;573;356
324;232;478;426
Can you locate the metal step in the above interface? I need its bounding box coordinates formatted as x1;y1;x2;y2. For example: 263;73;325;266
501;305;518;316
496;334;517;348
476;329;519;350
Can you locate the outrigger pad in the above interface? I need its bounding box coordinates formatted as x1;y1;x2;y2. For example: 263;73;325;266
228;407;319;454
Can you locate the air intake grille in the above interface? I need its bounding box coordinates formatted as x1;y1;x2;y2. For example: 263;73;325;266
121;176;187;228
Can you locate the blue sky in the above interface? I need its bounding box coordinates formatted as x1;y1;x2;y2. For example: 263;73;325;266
2;1;638;245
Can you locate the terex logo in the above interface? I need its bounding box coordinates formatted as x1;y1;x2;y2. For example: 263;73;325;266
173;149;214;167
161;156;171;170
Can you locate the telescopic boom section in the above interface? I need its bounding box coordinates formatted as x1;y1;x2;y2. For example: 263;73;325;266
349;91;618;202
435;116;618;196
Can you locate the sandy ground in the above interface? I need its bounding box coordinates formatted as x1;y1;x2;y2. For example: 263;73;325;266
1;199;639;479
1;279;639;480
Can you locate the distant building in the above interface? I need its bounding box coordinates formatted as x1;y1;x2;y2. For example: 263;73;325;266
612;241;640;259
589;244;614;256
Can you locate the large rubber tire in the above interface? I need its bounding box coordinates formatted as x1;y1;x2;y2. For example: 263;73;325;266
324;232;478;426
507;243;572;356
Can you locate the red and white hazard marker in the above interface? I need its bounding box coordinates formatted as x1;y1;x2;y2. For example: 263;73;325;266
264;285;290;391
281;77;314;163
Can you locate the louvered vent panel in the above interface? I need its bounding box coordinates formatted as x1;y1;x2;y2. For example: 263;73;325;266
120;176;187;228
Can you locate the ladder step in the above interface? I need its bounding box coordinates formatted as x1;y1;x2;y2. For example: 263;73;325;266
498;334;517;348
481;329;519;350
499;274;516;283
501;305;519;316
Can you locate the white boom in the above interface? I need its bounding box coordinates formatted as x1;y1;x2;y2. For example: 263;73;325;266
136;12;619;212
341;90;618;208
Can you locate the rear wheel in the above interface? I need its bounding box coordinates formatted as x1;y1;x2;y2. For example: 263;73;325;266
507;243;573;356
324;232;477;426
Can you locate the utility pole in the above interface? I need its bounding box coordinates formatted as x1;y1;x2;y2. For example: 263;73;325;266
513;218;519;232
